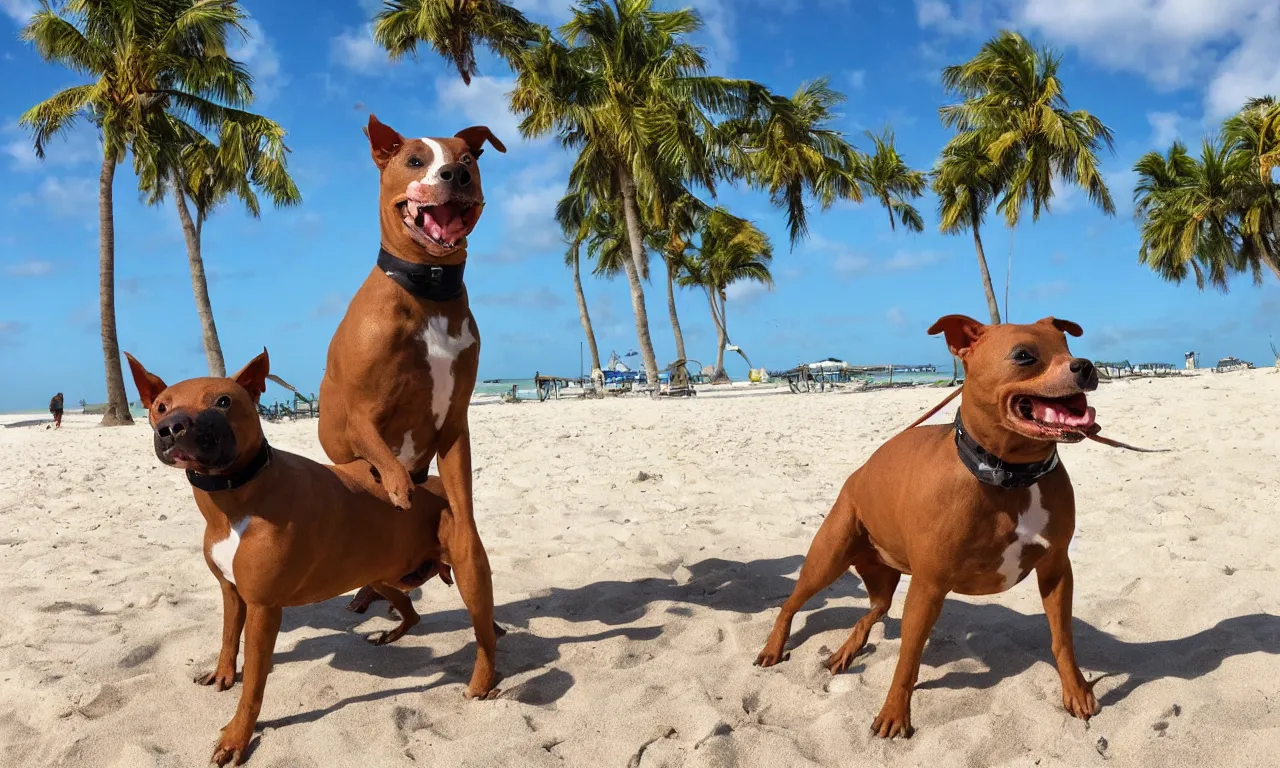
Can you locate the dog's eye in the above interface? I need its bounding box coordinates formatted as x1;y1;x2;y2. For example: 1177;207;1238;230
461;155;472;165
215;396;232;409
155;403;166;414
407;156;423;168
1011;349;1038;367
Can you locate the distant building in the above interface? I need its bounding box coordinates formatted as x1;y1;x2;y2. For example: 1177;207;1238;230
1184;351;1198;370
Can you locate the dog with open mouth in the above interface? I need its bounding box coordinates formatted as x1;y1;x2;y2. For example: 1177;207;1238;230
756;315;1104;738
317;115;505;700
125;350;470;766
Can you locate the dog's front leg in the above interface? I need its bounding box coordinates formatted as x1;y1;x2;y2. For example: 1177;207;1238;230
872;578;946;739
348;410;415;510
211;604;281;766
1036;549;1098;720
195;578;245;690
437;420;498;699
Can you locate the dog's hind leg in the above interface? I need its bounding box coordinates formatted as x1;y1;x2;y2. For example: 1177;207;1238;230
755;496;860;668
826;556;901;673
365;583;421;646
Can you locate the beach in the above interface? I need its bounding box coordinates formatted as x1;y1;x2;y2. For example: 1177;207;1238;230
1;371;1278;768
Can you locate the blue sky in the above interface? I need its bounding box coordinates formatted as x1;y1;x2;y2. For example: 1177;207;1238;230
2;0;1279;410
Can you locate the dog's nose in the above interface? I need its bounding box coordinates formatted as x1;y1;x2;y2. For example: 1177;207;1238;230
155;412;193;445
1070;358;1098;391
437;163;472;189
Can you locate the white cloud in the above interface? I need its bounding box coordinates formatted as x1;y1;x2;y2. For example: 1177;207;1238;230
847;69;866;90
16;176;96;215
1147;111;1184;147
230;18;287;104
331;25;389;75
474;286;566;309
0;0;36;26
4;125;98;171
0;320;28;347
1022;280;1071;301
505;185;563;250
434;75;523;147
724;281;770;303
884;249;946;271
886;306;908;326
3;259;53;276
915;0;987;35
915;1;1280;119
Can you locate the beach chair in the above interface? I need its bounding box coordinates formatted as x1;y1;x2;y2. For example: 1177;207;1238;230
660;359;699;398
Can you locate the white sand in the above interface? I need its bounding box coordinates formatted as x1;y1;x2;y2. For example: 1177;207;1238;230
1;371;1278;767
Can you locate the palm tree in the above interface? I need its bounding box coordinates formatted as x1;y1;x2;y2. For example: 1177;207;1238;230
139;118;301;376
372;0;535;84
554;186;603;376
937;30;1116;321
857;128;926;232
510;0;758;385
646;189;710;363
1222;99;1280;282
932;134;1007;322
717;78;864;247
679;208;773;381
1132;136;1273;289
20;0;267;425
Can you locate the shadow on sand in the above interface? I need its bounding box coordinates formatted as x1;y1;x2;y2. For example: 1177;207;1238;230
261;555;1280;727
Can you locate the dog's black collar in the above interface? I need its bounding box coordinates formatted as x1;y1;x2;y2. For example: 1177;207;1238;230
377;248;465;302
187;441;272;493
954;413;1058;489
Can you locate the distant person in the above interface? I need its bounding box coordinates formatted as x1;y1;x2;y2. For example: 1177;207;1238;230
49;392;63;429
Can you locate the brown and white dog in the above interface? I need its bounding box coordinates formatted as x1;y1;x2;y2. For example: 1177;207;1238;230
318;115;505;699
125;350;463;766
756;315;1102;738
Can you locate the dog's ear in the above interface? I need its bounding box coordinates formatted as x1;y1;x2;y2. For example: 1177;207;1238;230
1037;316;1083;337
124;353;167;410
454;126;506;157
366;114;404;170
927;314;986;358
231;348;270;404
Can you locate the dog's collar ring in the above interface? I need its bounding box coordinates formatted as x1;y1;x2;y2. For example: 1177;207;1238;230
187;441;272;493
954;413;1059;489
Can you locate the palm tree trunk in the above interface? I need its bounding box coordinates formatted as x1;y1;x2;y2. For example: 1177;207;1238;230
618;246;659;388
970;206;1002;324
665;256;687;361
616;171;660;385
175;185;226;377
97;152;133;426
570;243;602;373
707;289;729;382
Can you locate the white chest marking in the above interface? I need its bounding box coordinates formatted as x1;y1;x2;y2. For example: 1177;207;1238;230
210;516;251;585
398;429;419;467
418;137;452;184
996;484;1051;590
422;316;476;430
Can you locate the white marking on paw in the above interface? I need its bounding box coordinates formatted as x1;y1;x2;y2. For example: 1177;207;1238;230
419;137;452;184
210;516;251;585
422;316;476;430
997;484;1051;590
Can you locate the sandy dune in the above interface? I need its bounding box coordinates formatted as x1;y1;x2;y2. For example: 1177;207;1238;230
1;371;1278;767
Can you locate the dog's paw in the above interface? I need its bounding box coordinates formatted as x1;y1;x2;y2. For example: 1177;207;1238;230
345;585;381;614
194;668;237;691
754;644;789;668
210;727;252;766
1062;680;1100;720
871;701;914;739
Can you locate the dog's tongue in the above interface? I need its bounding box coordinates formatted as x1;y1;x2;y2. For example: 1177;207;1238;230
1030;394;1097;429
425;203;469;242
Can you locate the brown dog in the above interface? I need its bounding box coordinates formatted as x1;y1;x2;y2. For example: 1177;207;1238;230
756;315;1102;738
318;115;505;698
126;350;472;766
